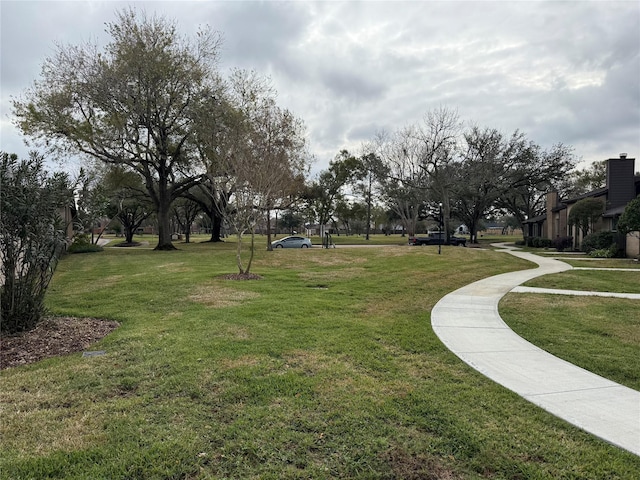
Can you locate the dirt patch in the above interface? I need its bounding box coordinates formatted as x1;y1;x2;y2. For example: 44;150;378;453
219;273;263;280
381;446;462;480
0;317;119;370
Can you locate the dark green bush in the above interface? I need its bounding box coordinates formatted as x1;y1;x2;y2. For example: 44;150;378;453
526;236;554;248
581;231;623;257
67;234;103;254
1;152;72;333
554;236;573;252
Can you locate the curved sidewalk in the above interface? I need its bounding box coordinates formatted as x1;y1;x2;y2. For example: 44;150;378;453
431;244;640;456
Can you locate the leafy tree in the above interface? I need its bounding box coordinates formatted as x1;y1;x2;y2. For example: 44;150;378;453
352;152;384;240
617;196;640;257
567;160;607;197
108;198;151;245
497;140;575;231
98;164;153;245
568;197;605;239
451;126;505;243
0;152;73;333
12;8;221;250
279;211;303;235
305;150;361;236
182;177;229;243
334;200;367;236
75;164;112;244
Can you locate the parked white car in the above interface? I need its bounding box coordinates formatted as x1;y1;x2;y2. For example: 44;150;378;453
271;235;313;248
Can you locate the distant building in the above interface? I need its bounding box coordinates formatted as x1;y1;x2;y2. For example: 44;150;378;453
523;154;639;257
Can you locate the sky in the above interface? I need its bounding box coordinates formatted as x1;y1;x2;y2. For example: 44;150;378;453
1;0;639;176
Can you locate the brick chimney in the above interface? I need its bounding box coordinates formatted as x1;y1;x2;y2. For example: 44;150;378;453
606;154;635;210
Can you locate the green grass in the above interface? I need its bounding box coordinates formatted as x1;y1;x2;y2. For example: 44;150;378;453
501;254;640;390
500;294;640;390
523;269;640;293
2;243;639;479
564;258;640;269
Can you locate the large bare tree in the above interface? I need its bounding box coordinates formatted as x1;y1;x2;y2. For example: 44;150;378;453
413;106;462;238
12;8;222;250
372;129;427;237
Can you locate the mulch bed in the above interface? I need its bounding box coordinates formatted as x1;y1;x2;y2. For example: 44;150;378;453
0;317;119;370
219;273;263;280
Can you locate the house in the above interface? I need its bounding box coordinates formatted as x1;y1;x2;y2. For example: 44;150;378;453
523;154;639;257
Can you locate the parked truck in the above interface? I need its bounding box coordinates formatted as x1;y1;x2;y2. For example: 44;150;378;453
408;232;467;246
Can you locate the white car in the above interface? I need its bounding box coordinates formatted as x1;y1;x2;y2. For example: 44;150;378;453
271;235;313;248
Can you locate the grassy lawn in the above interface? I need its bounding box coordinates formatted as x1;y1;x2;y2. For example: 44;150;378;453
563;258;640;269
102;233;413;247
2;243;639;479
522;269;640;293
501;254;640;392
500;294;640;391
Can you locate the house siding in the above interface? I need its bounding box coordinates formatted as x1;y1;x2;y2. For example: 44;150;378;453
627;233;639;258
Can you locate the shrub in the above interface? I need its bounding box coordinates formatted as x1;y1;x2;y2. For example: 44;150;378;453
554;236;573;252
589;248;615;258
1;152;72;334
526;236;554;248
581;231;623;257
539;237;554;248
67;234;104;254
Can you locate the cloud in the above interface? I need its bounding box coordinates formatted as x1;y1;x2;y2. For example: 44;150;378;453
1;0;638;174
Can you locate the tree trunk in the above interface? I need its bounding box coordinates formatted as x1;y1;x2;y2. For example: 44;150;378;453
235;232;245;273
155;197;176;250
245;230;256;274
210;213;223;242
125;225;135;243
266;209;273;251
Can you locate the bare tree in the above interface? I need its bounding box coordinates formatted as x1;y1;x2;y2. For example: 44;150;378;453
372;129;427;237
413;106;462;238
172;194;202;243
220;70;309;274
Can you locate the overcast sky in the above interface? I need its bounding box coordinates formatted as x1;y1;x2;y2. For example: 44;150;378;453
1;0;639;175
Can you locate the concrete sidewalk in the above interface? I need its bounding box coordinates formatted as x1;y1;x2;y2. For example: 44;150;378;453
431;243;640;456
